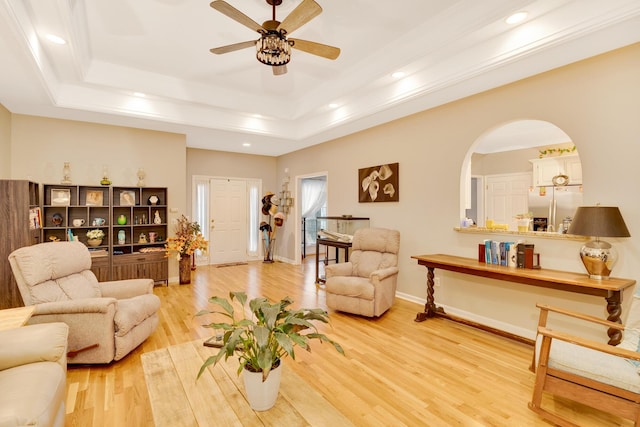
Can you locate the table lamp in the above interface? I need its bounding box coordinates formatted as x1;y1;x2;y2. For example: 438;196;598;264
568;206;630;279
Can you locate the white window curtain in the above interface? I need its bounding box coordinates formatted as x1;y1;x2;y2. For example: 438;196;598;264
247;179;260;257
301;178;327;245
192;178;210;265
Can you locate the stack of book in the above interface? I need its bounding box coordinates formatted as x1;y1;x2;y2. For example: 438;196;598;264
479;241;539;269
28;207;42;229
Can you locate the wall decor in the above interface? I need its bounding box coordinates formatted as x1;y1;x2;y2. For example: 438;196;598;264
86;190;104;206
120;190;136;206
51;188;71;206
358;162;399;203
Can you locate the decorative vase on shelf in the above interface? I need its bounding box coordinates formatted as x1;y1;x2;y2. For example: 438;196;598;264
179;254;191;284
117;214;127;225
87;239;102;247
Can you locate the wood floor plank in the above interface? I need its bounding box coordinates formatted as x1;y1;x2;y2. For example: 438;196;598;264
141;348;198;427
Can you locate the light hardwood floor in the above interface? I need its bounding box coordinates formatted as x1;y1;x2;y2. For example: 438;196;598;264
64;258;632;426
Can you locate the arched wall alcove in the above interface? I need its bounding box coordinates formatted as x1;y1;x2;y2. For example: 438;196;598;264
459;119;579;233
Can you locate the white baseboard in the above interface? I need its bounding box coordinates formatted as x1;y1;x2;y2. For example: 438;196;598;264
396;292;535;341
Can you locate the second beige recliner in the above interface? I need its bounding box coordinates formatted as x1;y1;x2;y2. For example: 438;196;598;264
324;228;400;317
9;242;161;364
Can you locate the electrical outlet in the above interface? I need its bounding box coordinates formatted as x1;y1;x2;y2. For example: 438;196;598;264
434;278;441;287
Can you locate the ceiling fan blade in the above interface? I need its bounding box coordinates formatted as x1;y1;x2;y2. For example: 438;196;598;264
210;1;263;33
210;40;257;55
272;65;288;76
276;0;322;35
290;39;340;60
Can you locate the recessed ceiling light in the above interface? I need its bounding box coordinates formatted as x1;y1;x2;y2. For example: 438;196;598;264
391;71;406;79
328;103;338;109
505;11;528;25
45;34;67;45
133;92;146;97
242;142;251;147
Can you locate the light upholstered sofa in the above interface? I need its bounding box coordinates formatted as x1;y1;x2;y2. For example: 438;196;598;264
0;322;69;427
9;242;161;364
325;228;400;317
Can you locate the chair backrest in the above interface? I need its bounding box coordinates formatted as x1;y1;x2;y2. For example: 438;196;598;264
350;228;400;278
8;242;101;305
618;290;640;352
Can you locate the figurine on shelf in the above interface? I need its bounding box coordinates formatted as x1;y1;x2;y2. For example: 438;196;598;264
154;210;162;224
137;168;146;187
138;233;147;244
100;165;112;186
61;162;72;184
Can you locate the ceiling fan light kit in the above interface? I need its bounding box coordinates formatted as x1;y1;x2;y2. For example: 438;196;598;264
209;0;340;75
256;32;292;66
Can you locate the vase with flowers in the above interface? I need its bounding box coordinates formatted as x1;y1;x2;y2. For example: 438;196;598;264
165;215;208;284
86;229;105;247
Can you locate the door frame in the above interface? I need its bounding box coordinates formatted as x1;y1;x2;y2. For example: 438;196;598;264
191;175;262;265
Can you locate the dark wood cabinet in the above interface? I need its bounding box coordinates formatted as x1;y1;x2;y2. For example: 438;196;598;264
112;252;168;284
42;184;168;285
0;180;40;308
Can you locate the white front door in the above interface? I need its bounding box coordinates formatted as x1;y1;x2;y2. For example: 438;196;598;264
210;178;247;265
485;173;530;230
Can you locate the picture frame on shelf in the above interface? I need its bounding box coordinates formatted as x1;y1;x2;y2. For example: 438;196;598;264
86;190;104;206
51;188;71;206
120;190;136;206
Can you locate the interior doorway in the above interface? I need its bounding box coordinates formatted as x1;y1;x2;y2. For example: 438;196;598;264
295;173;327;263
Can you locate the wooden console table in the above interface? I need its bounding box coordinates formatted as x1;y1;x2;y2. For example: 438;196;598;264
412;254;636;345
0;306;34;331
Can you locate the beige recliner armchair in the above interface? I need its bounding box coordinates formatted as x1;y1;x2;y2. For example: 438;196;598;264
0;322;68;427
324;228;400;317
9;242;161;364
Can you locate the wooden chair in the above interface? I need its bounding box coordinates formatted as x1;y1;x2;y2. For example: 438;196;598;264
530;302;640;426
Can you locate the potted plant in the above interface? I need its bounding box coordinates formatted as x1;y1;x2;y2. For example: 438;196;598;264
86;229;105;246
196;291;344;411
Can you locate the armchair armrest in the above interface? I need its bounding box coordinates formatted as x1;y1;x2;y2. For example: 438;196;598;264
536;303;625;331
99;278;154;299
33;298;117;315
325;262;354;279
0;323;69;371
538;326;640;362
370;266;399;282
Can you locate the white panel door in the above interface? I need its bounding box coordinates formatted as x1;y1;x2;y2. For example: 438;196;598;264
210;178;247;265
485;173;531;230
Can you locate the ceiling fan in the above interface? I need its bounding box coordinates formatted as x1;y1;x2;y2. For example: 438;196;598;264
209;0;340;76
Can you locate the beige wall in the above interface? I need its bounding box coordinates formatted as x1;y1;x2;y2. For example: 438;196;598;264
0;103;11;178
9;115;187;278
277;43;640;340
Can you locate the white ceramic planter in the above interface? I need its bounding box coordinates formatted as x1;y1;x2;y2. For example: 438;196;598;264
242;364;282;411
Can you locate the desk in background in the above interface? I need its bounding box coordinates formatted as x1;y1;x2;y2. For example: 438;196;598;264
315;238;352;284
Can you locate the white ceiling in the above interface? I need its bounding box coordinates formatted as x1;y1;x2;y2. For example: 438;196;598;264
1;0;639;156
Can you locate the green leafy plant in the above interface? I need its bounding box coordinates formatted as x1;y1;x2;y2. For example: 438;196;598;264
538;144;577;158
197;291;344;381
